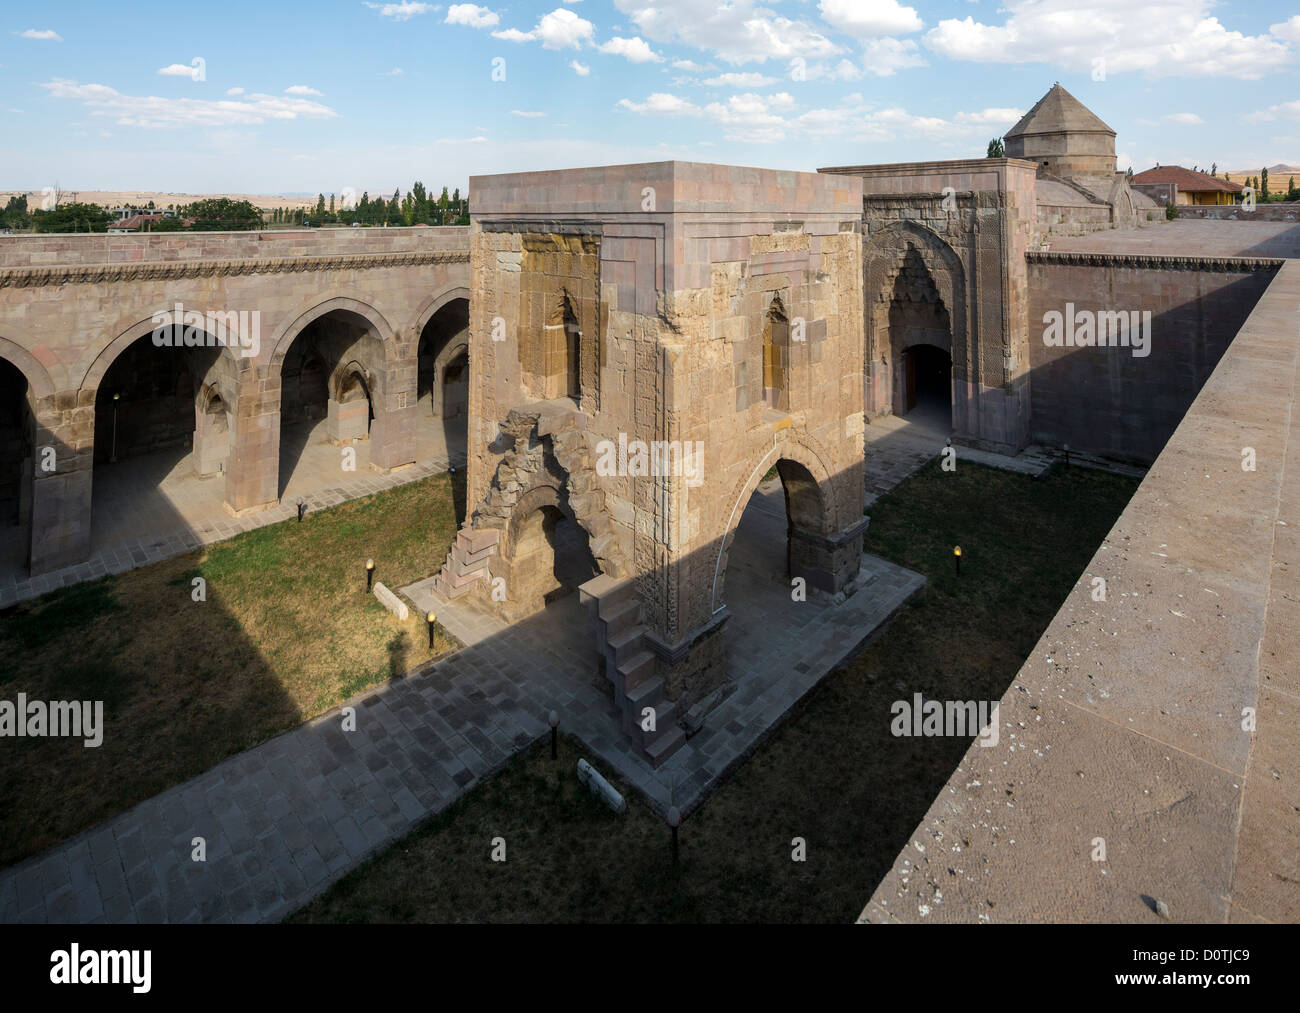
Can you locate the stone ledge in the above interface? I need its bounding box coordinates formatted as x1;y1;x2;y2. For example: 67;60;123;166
0;249;471;289
1027;250;1284;271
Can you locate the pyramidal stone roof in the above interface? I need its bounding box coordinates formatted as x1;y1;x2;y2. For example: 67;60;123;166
1006;83;1115;139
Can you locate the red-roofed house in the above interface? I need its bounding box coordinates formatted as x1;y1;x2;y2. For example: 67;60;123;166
1129;165;1244;206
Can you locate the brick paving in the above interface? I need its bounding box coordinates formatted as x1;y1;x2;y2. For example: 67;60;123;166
0;483;923;924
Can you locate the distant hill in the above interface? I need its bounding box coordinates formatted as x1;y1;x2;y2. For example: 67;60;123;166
1222;163;1300;180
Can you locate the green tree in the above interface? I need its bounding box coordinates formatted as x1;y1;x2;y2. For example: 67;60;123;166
986;136;1005;158
179;197;263;230
1261;168;1270;201
316;193;326;218
1287;176;1298;201
32;201;111;233
1;195;30;230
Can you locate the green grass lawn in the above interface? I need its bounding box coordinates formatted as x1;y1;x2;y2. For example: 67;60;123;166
0;471;464;869
292;460;1140;923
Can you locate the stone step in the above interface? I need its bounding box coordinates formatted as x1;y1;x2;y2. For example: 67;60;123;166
461;527;500;554
616;649;656;691
442;564;488;591
621;695;679;743
432;572;478;600
448;541;494;571
578;573;622;609
644;725;686;766
608;624;647;667
601;598;642;640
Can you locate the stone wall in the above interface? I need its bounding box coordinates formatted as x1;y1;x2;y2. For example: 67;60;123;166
1176;204;1300;222
464;161;866;715
0;226;471;573
1026;252;1280;463
820;158;1038;452
863;259;1300;924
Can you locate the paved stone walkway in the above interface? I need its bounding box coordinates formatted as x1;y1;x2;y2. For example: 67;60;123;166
0;487;923;923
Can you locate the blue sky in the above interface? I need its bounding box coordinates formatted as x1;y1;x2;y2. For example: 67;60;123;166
3;1;1298;198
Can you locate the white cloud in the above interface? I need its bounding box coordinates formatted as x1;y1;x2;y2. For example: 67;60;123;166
1165;112;1204;125
363;2;439;20
571;60;591;75
819;0;922;38
157;64;197;77
226;87;245;96
862;37;926;76
511;109;547;117
386;67;405;75
1270;16;1300;44
599;36;663;62
672;59;713;71
16;29;63;41
41;79;338;128
1247;100;1300;123
953;107;1025;126
493;8;594;49
613;0;842;65
446;4;499;28
924;0;1292;80
285;85;323;96
702;72;777;87
436;135;489;143
618;88;1023;145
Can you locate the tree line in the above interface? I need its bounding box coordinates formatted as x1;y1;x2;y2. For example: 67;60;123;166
0;181;469;233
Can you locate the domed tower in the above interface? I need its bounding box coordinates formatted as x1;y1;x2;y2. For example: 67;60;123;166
1004;83;1116;182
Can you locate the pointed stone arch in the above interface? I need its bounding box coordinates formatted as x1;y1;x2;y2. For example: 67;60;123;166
864;221;967;420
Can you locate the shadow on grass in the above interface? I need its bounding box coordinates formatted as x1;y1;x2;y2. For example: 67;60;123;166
290;459;1140;923
0;471;464;870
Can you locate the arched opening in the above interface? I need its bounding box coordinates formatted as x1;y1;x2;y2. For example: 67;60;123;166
762;297;790;411
415;297;469;470
901;343;953;431
0;358;35;573
719;456;833;623
883;245;954;434
498;486;599;619
277;309;384;499
87;327;235;555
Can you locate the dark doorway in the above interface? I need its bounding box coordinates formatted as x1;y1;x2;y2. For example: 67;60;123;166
902;343;952;429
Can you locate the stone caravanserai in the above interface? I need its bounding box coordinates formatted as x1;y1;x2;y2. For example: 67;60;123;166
0;85;1281;769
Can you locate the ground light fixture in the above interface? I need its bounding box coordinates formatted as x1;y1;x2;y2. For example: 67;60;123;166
667;806;681;864
365;558;375;592
296;496;305;522
426;611;436;649
954;545;962;577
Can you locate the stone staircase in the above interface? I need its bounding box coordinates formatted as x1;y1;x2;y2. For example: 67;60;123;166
431;527;500;600
580;574;685;765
